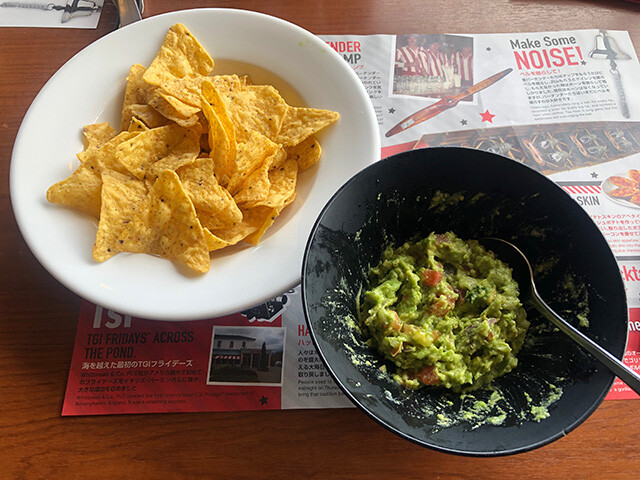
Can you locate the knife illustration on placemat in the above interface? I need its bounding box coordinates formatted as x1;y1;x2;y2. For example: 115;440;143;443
386;67;513;137
0;0;101;23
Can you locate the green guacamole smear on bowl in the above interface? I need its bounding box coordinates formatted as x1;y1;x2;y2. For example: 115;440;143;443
359;231;530;392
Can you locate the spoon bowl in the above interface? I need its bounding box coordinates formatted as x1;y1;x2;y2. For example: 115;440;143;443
482;237;640;395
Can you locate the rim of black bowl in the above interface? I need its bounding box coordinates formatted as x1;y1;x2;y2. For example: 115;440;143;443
300;146;628;457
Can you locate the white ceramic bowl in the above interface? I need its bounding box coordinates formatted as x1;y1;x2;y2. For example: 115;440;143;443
10;9;379;320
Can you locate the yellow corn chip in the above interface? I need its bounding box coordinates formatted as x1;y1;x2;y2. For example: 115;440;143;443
210;206;279;247
210;221;257;247
122;104;172;130
159;76;208;109
226;131;281;195
285;135;322;171
93;170;148;262
122;64;155;106
267;145;287;171
120;64;156;131
233;146;285;206
204;228;228;252
176;157;242;228
115;124;199;181
243;158;298;209
210;74;248;94
197;210;238;232
283;190;297;208
49;132;141;217
218;84;289;142
128;117;149;132
143;23;214;106
83;123;116;149
242;206;281;246
117;170;210;273
148;90;201;127
201;80;237;186
200;97;233;186
144;23;215;77
276;106;339;147
77;131;139;176
201;80;236;144
46;165;103;218
147;123;202;181
233;163;270;206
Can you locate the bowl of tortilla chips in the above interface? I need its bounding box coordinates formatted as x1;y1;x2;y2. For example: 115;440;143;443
10;9;379;320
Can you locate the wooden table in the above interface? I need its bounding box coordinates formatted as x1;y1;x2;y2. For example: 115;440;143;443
1;1;639;478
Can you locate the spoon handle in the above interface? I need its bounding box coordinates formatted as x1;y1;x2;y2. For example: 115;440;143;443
532;292;640;395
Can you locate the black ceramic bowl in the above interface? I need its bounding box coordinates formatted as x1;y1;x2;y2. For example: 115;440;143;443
301;147;628;456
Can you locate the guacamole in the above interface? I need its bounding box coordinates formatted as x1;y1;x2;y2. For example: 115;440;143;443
359;232;529;392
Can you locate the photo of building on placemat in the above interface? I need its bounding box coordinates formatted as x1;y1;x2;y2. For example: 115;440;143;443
207;326;285;385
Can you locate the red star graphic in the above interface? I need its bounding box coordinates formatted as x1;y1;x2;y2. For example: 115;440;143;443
480;110;496;123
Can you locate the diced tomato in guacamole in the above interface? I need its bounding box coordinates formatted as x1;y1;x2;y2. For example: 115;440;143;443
422;269;443;286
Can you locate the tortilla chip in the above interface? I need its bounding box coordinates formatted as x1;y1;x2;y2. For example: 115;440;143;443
276;106;339;146
120;64;156;131
127;117;149;132
117;170;210;273
242;206;281;245
196;209;236;232
233;163;270;206
122;104;172;130
200;98;234;186
226;131;281;195
201;80;236;140
210;74;248;94
285;135;322;171
267;146;287;171
233;146;285;206
218;84;289;142
77;131;139;176
147;123;202;180
158;76;207;109
145;23;215;78
82;123;116;149
209;205;279;247
243;158;298;209
177;156;242;229
46;165;103;218
283;190;297;208
210;221;257;247
93;171;148;262
143;23;214;107
122;64;155;106
201;80;237;186
148;90;201;127
204;228;229;252
115;124;200;181
49;131;140;217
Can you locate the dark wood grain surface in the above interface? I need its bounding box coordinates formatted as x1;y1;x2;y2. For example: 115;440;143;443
1;1;640;478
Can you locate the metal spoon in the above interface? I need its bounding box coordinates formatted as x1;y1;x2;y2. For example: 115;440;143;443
481;237;640;395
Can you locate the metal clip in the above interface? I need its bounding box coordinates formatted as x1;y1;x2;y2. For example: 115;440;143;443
113;0;142;28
